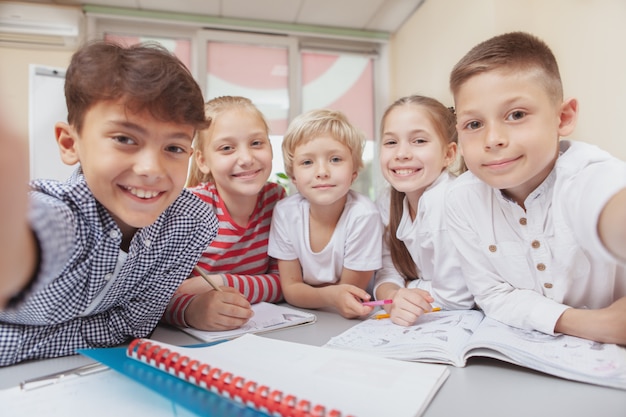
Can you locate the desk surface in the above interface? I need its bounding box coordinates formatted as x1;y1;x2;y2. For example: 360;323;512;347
1;307;625;417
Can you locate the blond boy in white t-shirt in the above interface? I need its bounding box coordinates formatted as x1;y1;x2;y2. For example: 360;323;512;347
268;109;382;318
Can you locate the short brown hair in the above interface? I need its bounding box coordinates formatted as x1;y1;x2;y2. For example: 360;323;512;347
282;109;364;178
64;40;208;134
450;31;563;103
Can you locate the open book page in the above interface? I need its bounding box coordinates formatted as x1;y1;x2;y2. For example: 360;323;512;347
464;316;626;389
323;310;485;366
137;334;449;417
181;302;316;342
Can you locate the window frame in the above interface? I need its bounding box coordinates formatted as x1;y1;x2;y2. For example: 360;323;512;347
197;30;300;123
87;13;389;198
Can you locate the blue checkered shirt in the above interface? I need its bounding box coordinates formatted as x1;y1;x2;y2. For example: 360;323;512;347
0;171;218;366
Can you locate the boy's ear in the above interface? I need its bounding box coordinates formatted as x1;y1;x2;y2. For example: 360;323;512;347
558;98;578;137
55;122;80;166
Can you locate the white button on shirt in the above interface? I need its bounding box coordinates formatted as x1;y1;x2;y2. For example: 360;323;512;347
446;140;626;335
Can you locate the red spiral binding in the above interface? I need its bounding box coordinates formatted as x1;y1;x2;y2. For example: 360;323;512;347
182;359;200;382
192;363;210;386
154;345;171;369
127;339;348;417
229;375;246;403
215;371;233;394
241;379;257;406
163;351;180;371
295;399;312;417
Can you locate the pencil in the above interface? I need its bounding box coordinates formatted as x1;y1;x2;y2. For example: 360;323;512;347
430;307;441;313
374;313;390;320
193;265;222;292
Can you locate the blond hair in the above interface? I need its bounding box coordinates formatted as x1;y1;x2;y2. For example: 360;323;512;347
187;96;269;187
282;109;364;178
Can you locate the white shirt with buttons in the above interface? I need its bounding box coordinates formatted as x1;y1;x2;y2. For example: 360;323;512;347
374;172;474;310
446;140;626;335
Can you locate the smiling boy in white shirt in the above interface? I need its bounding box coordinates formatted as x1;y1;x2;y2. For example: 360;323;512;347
446;31;626;344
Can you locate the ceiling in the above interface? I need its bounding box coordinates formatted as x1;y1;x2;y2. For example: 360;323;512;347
14;0;425;33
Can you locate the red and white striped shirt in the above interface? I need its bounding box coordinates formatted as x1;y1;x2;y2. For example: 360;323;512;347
164;182;285;327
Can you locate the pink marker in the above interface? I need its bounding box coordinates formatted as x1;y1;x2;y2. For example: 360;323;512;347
361;299;392;307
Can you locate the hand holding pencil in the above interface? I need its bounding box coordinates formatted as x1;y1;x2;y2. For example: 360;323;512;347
183;266;253;331
193;266;222;291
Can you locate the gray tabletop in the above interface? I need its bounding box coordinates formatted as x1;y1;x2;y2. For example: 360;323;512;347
1;306;625;416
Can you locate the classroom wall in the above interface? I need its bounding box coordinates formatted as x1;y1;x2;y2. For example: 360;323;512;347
0;45;73;149
390;0;626;161
2;0;626;165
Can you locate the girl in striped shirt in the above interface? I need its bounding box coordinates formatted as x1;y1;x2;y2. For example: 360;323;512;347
164;96;286;331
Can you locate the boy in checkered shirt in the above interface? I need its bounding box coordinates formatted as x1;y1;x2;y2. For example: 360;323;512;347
0;41;218;365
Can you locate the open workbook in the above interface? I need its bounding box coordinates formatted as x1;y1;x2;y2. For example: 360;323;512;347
180;302;316;343
323;309;626;390
82;334;449;417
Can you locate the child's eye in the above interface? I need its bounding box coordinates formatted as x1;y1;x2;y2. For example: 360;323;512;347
219;145;234;152
464;120;482;130
112;135;136;145
330;156;342;163
165;145;189;154
507;110;526;121
301;159;313;166
251;139;266;147
412;138;427;144
382;139;397;146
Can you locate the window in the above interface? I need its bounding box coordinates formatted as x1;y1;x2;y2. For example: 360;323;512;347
203;40;290;134
91;14;386;199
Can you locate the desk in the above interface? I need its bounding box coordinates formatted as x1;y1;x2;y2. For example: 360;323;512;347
1;307;625;417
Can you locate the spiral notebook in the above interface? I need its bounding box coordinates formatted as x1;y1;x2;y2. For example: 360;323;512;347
83;334;449;417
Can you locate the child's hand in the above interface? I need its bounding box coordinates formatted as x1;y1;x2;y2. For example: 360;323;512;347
598;297;626;345
176;274;223;295
0;114;34;308
328;284;374;319
556;296;626;345
185;287;253;331
386;288;434;326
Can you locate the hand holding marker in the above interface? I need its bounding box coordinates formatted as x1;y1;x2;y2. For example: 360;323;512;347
361;299;393;307
363;299;441;320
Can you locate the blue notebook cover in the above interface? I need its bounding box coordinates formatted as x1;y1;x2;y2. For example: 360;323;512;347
79;344;267;417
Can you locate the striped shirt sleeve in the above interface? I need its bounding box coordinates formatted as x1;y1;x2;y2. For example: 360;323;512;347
222;255;282;303
162;293;195;327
